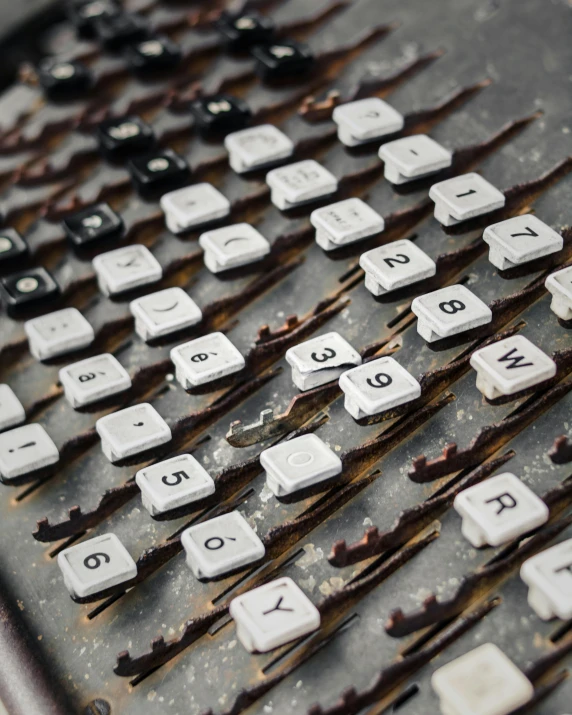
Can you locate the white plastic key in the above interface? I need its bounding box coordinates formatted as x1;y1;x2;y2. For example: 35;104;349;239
0;423;59;482
310;198;384;251
130;287;202;341
411;284;492;342
230;576;320;653
58;533;137;599
59;353;132;408
432;643;533;715
546;265;572;320
285;331;361;391
0;384;25;431
181;511;265;579
199;223;270;273
332;97;404;147
266;160;337;210
483;214;563;270
225;124;294;173
170;332;245;388
429;172;505;226
260;433;342;497
521;539;572;620
136;453;215;516
24;307;94;360
453;472;549;548
95;403;171;463
160;183;231;234
339;356;421;419
378;134;452;184
93;244;162;296
470;335;556;399
360;239;436;295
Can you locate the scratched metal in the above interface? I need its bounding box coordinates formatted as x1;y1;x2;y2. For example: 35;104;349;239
0;0;571;714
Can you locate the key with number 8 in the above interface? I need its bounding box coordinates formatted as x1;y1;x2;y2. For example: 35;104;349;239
411;284;492;342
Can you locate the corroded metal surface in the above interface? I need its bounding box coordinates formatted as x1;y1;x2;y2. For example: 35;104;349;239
0;0;571;714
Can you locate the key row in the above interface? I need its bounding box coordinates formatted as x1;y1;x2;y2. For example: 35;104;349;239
57;522;319;652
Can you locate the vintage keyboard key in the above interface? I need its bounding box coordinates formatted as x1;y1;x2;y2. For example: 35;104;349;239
24;307;94;361
252;41;314;82
411;284;492;342
128;149;190;196
67;0;119;37
0;267;59;317
0;384;25;432
483;214;563;270
57;533;137;599
470;334;557;399
124;35;182;73
266;159;337;211
37;59;92;100
339;356;421;419
170;332;245;389
360;238;436;295
260;432;342;497
310;198;384;251
94;11;149;50
0;423;59;482
429;172;506;226
96;116;155;158
130;287;202;341
181;511;265;579
432;643;534;715
285;331;361;391
215;11;275;51
224;124;294;174
332;97;404;147
96;403;171;463
546;265;572;320
453;472;549;548
378;134;453;184
59;353;131;408
521;539;572;620
136;453;215;516
160;183;231;235
230;576;321;653
190;94;251;137
199;223;270;273
93;244;162;296
0;228;28;270
63;202;124;247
